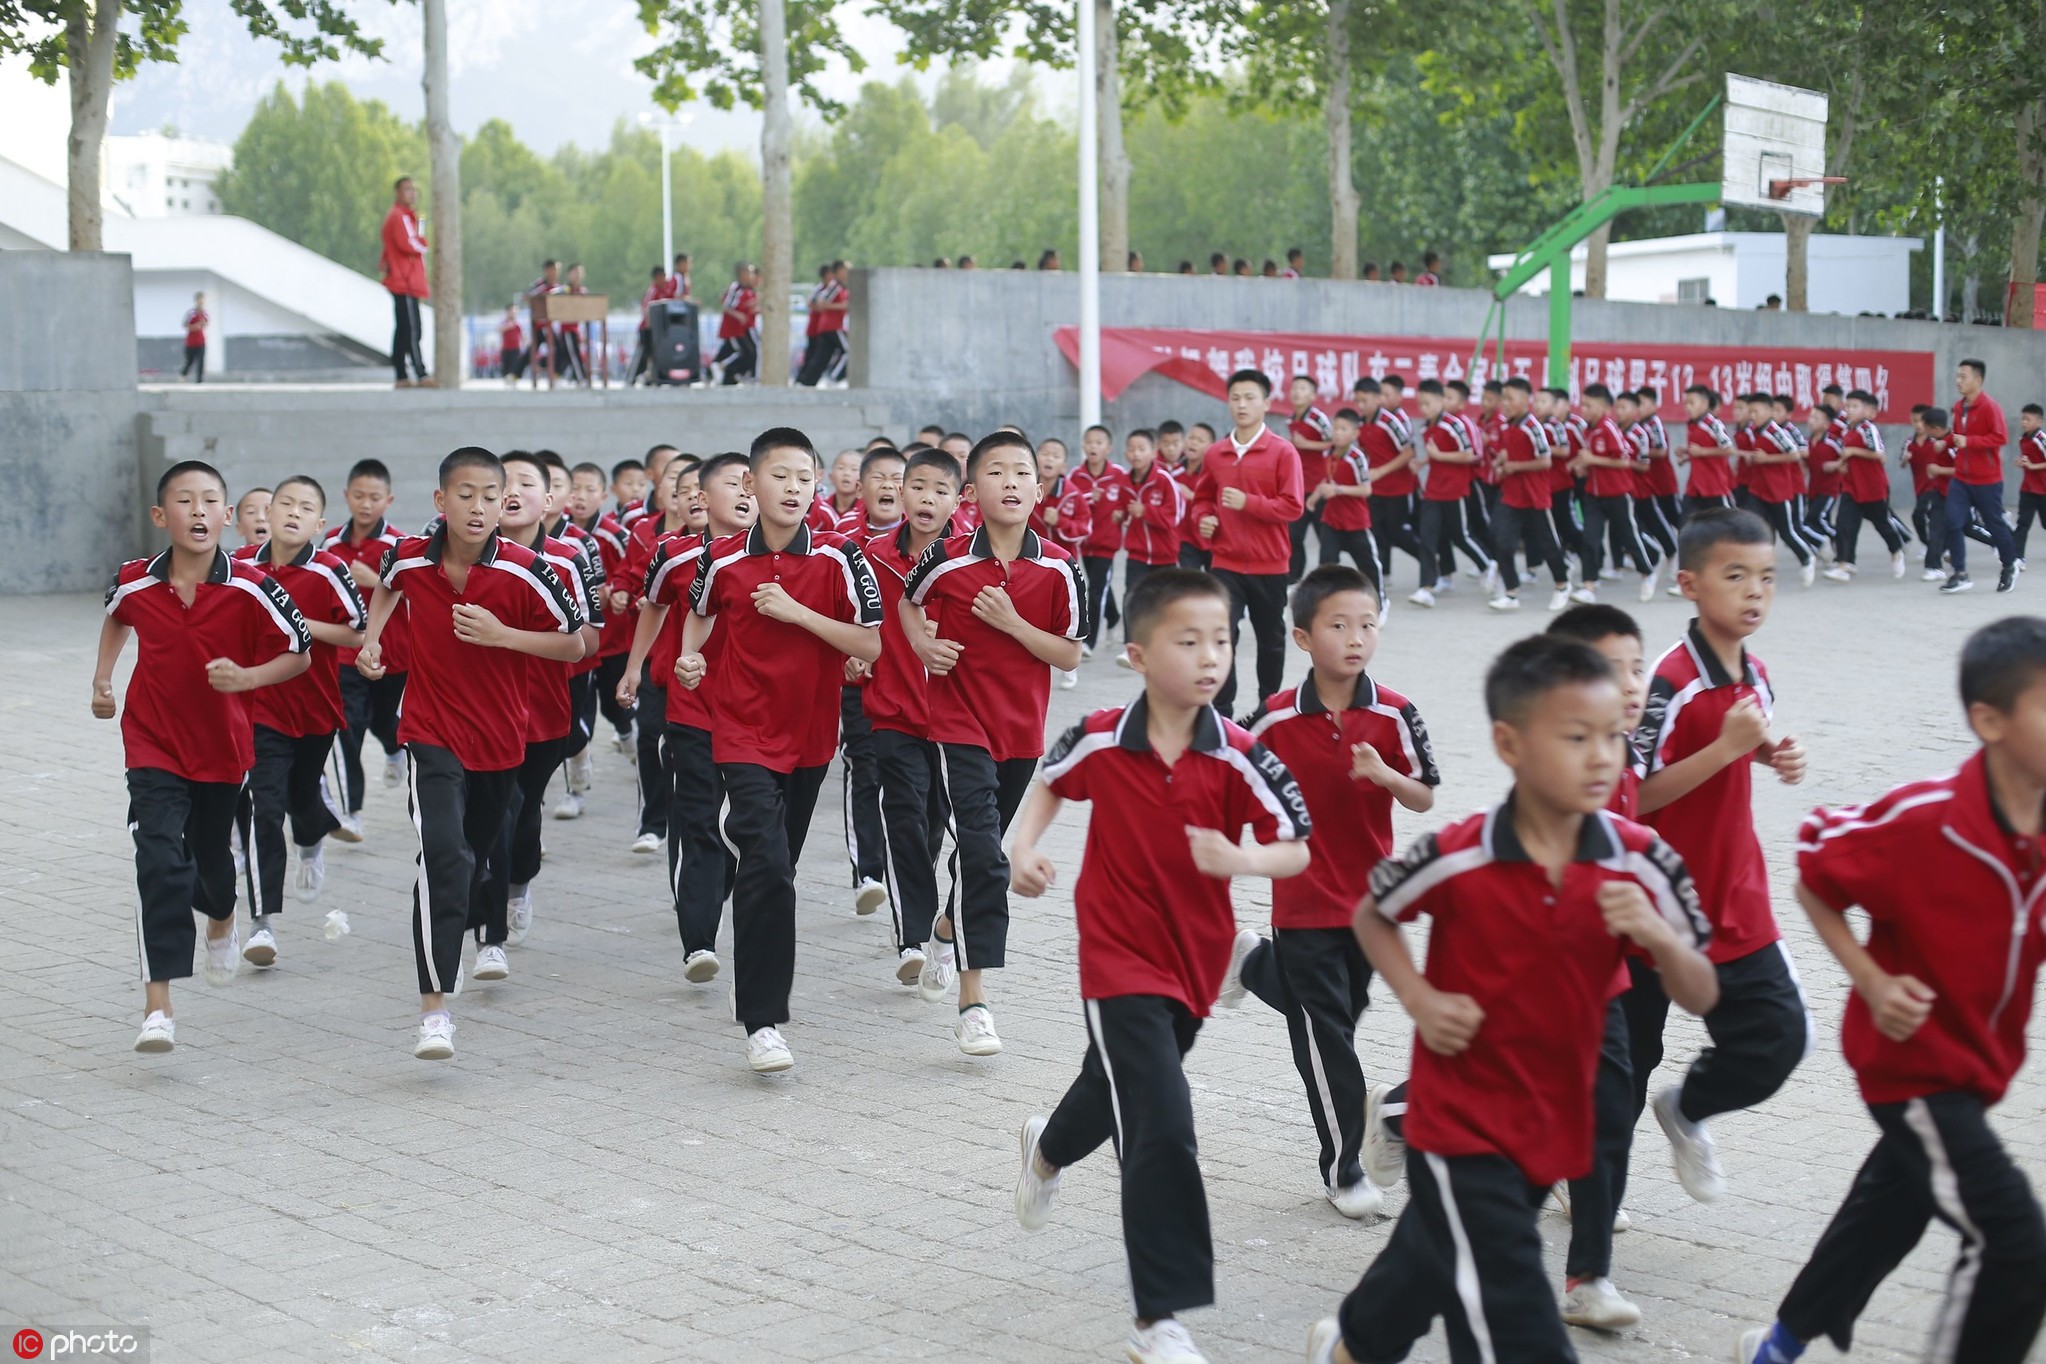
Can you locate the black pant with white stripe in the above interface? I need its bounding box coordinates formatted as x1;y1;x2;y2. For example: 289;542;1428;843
2015;490;2046;560
1214;569;1289;716
1241;928;1374;1194
796;331;847;386
337;668;405;814
840;685;886;887
1776;1092;2046;1363
1580;493;1658;580
666;722;733;955
593;652;635;741
1635;494;1680;564
1835;497;1908;565
1686;492;1736;519
1549;486;1587;563
1370;492;1438;588
246;725;341;919
719;761;828;1032
128;768;241;982
1082;555;1118;649
715;333;757;384
1756;496;1815;566
1318;526;1384;602
1418;496;1494;578
476;736;564;943
1336;1149;1575;1364
1289;506;1323;582
405;743;516;995
1490;505;1570;594
563;671;597;760
1566;999;1634;1281
1038;994;1214;1321
938;745;1035;972
873;728;950;953
1803;491;1838;547
635;670;669;839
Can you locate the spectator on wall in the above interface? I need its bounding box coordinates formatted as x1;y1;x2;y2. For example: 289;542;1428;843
380;176;431;389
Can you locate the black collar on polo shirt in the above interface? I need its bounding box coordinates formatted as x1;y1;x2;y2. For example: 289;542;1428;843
894;516;954;559
746;520;811;556
1485;794;1618;864
967;524;1042;560
1294;668;1377;716
1113;693;1226;755
146;546;234;583
253;539;318;568
1685;617;1758;690
420;521;502;566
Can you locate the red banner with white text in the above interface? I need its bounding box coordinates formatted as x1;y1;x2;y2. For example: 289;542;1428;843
1052;325;1936;422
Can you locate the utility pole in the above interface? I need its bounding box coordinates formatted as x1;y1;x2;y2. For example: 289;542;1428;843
1076;0;1102;428
422;0;462;385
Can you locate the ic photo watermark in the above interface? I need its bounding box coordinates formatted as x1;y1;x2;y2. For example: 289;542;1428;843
11;1328;151;1361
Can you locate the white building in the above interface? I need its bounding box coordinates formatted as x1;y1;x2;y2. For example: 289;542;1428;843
1487;231;1923;317
106;131;233;218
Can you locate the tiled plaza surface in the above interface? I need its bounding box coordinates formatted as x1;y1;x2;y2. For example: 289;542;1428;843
3;561;2040;1362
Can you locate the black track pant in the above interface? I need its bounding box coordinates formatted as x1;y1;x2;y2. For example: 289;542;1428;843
719;761;828;1032
1242;928;1374;1193
1618;942;1810;1207
1082;555;1118;648
1337;1150;1576;1364
1318;526;1385;601
937;745;1034;972
128;768;241;982
1214;569;1288;716
1835;497;1907;565
246;725;341;919
1038;995;1213;1322
1580;493;1658;580
840;685;885;886
1636;494;1681;563
1756;496;1816;566
338;668;405;814
479;737;564;946
874;728;950;953
563;672;596;760
1418;496;1493;578
181;343;205;382
1775;1092;2046;1363
1549;486;1587;563
715;332;757;384
1686;492;1736;518
1491;504;1570;594
1289;507;1323;582
1946;480;2019;575
594;652;635;739
1566;999;1634;1281
391;293;426;382
2015;491;2046;560
636;671;669;839
405;743;516;996
1803;491;1838;546
1370;492;1437;588
796;331;846;386
667;722;733;955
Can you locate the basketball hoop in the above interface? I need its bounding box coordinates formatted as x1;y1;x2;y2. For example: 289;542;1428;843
1724;75;1830;217
1767;176;1846;200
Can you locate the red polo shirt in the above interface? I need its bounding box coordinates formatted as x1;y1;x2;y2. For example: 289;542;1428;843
380;527;584;772
233;541;365;738
1839;419;1891;504
1806;427;1843;499
1422;417;1477;502
324;518;407;670
1637;620;1780;964
2020;428;2046;495
1287;405;1334;476
1247;672;1438;929
1030;475;1093;556
1372;801;1708;1186
1907;436;1951;497
690;522;882;772
1069;462;1134;559
1799;750;2046;1107
105;547;313;784
1583;414;1637;498
1498;414;1555;510
1042;698;1311;1015
1683;416;1736;498
904;526;1085;761
1189;427;1306;575
861;520;952;737
1320;446;1373;531
1636;415;1677;497
642;531;717;729
1951;393;2008;486
1123;464;1186;566
510;527;601;743
1359;411;1416;497
1747;422;1800;504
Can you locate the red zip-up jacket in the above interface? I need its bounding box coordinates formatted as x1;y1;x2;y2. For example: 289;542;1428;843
1123;463;1188;566
1951;393;2009;486
380;205;428;299
1190;426;1306;575
1069;462;1134;559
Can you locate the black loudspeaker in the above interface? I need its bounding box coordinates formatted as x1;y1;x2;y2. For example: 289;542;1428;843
649;300;701;385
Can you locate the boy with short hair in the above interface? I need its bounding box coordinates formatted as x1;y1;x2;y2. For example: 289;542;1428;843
2013;402;2046;565
617;456;701;852
610;457;649;517
677;428;882;1072
1357;377;1435;598
1071;423;1131;653
232;475;365;967
1485;377;1574;613
1230;565;1436;1219
1942;356;2019;595
1287;375;1335;580
903;432;1088;1055
1308;634;1718;1364
1574;383;1663;602
836;446;910;913
1739;615;2046;1364
235;487;272;547
1009;569;1312;1364
1311;408;1381;601
358;448;586;1060
810;448;865;534
1740;396;1819;585
566;461;637;774
98;461;313;1052
1631;387;1682;572
1679;385;1738;515
1414;379;1491;604
1625;508;1813;1206
323;459;407;834
1823;390;1910;582
1121;426;1187;608
1908;407;1954;580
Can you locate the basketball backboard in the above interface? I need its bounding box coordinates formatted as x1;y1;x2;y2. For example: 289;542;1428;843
1723;74;1829;216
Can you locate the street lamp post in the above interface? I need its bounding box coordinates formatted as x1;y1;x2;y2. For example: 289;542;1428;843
1076;0;1102;430
638;112;693;280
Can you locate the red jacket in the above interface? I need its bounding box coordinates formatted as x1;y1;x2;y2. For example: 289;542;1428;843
1190;427;1306;575
1123;464;1187;566
380;204;428;299
1951;393;2009;486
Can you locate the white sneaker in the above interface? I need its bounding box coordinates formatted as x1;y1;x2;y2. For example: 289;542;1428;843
955;1004;1002;1056
294;843;326;902
1800;559;1817;587
1667;582;1686;597
1126;1317;1206;1364
203;923;238;985
1112;649;1135;671
1306;1317;1341;1364
1549;1182;1572;1218
854;877;888;916
330;812;364;844
1735;1326;1769;1363
896;945;926;984
1015;1115;1062;1230
1362;1082;1406;1187
1217;928;1260;1009
473;944;510;981
134;1010;176;1053
1058;667;1078;690
631;831;663;854
746;1025;793;1073
917;935;957;1003
1547;588;1572;611
1487;594;1522;612
1481;563;1500;594
684;949;721;983
1653;1085;1724;1202
413;1011;455;1060
1598;566;1621;581
551;791;585;820
242;926;278;968
506;895;533;947
1892;549;1908;579
1613;1206;1632;1233
1327;1179;1383;1219
383;751;407;788
1407;587;1436;608
1822;564;1853;583
566;749;594;794
1431;577;1453;592
1561;1277;1643;1330
1568;585;1598;604
1080;642;1095;660
1923;566;1949;581
1639;564;1661;601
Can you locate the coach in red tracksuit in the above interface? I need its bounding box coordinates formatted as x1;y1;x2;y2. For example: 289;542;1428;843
380;177;430;388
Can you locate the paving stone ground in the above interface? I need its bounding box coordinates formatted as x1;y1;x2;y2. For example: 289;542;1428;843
3;561;2041;1364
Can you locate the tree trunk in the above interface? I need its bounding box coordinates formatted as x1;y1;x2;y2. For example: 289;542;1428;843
1781;212;1813;312
758;0;794;384
1324;0;1358;280
2011;93;2046;328
65;0;119;252
1096;0;1129;274
422;0;463;384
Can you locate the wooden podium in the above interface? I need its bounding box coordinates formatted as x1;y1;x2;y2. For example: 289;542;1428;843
528;292;611;388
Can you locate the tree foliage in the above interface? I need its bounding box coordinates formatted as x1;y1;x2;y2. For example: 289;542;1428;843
0;0;382;82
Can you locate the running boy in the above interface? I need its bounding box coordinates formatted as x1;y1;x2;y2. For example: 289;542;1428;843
1824;390;1909;582
836;445;909;915
99;461;312;1053
1312;407;1381;600
1287;374;1335;580
1306;634;1717;1364
1740;615;2046;1364
1010;568;1311;1364
2013;402;2046;566
1485;377;1574;613
1679;386;1739;515
324;458;408;834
